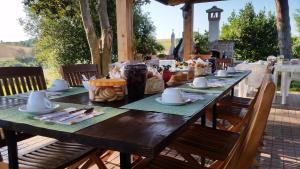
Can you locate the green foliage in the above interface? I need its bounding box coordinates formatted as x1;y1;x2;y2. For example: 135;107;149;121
292;37;300;58
0;57;41;67
293;9;300;59
295;9;300;33
193;32;209;54
22;0;162;65
133;4;164;57
0;39;35;47
220;3;279;61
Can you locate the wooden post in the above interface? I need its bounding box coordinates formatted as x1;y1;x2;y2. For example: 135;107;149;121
183;3;194;61
116;0;134;62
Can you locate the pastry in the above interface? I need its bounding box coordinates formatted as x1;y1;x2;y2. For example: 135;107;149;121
144;77;165;94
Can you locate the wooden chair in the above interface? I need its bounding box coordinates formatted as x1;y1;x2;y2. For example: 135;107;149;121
0;67;47;96
216;58;233;70
132;73;275;169
0;67;48;141
0;136;108;169
0;67;108;169
60;64;99;87
212;64;274;131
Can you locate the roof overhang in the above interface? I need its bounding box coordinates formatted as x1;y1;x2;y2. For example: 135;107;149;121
155;0;224;6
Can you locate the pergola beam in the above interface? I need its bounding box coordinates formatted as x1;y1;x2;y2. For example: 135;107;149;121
155;0;223;6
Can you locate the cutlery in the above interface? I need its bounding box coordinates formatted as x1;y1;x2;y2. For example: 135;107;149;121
58;108;94;122
39;108;89;121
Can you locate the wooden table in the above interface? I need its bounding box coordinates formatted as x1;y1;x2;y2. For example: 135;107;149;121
0;71;250;169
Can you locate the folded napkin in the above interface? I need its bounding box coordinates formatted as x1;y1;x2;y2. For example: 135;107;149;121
34;107;104;125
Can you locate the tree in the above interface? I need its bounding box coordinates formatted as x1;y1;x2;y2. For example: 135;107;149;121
293;8;300;58
275;0;292;59
193;31;209;54
22;0;162;73
133;4;164;58
220;3;278;61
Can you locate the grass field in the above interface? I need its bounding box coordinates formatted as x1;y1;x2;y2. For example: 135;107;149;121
157;38;180;54
0;44;33;61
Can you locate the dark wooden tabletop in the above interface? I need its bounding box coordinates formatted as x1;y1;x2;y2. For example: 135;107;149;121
0;71;250;158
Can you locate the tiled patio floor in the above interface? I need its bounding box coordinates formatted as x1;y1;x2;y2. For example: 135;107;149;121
90;94;300;169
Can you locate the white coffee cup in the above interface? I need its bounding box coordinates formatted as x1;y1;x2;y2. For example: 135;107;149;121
227;66;236;73
27;91;53;112
193;77;208;88
161;88;184;103
217;70;228;77
49;79;69;91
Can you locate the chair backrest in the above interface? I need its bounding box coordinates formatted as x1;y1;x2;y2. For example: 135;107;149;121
60;64;99;87
0;67;47;96
235;74;276;169
217;73;273;169
216;58;233;70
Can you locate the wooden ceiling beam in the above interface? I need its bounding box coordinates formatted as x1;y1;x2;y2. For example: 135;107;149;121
155;0;223;6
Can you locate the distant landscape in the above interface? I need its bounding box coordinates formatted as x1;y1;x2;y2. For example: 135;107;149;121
157;38;179;54
0;44;33;61
0;39;39;67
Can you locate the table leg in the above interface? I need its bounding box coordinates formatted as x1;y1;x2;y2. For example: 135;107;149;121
201;112;206;127
120;152;131;169
3;129;18;169
281;72;288;104
212;104;217;129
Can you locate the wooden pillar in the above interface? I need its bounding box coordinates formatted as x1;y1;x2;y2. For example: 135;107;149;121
183;3;194;61
116;0;134;61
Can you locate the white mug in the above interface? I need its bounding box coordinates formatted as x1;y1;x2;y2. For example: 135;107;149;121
227;66;236;73
193;77;208;88
217;70;228;76
50;79;69;91
161;88;184;103
27;91;53;111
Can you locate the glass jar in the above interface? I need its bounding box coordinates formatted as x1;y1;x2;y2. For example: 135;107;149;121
124;64;148;99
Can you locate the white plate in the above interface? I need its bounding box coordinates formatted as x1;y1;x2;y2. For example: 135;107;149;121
188;83;223;89
19;104;60;115
155;97;191;106
47;87;70;92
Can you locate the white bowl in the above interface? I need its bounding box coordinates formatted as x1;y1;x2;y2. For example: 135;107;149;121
227;67;236;73
193;77;208;88
216;70;228;77
161;88;184;103
48;79;70;92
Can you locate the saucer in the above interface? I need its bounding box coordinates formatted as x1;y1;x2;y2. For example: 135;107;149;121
47;87;70;92
215;75;233;78
188;83;209;89
188;83;223;89
19;104;60;115
227;71;243;74
155;97;191;106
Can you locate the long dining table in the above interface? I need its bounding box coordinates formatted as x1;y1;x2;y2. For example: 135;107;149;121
0;71;250;169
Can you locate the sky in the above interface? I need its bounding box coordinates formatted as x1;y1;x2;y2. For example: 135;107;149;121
0;0;299;42
142;0;300;39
